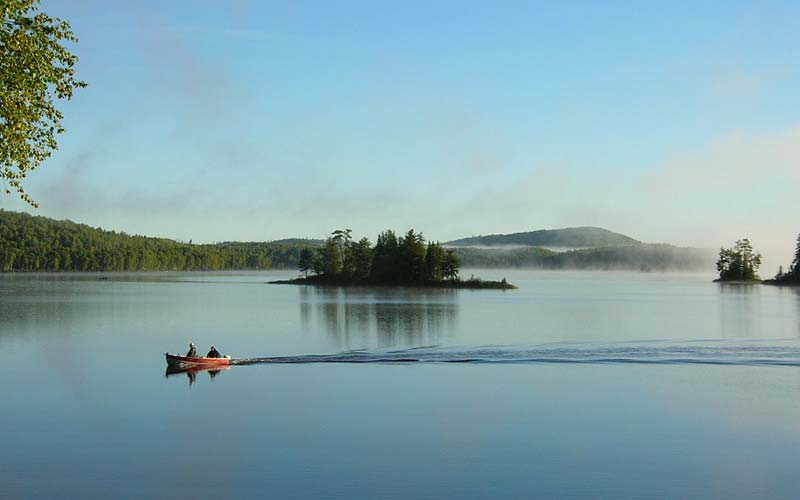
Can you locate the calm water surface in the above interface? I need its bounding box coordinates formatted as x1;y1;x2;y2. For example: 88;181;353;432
1;270;799;499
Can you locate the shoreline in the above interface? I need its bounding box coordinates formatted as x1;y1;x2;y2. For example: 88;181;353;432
713;279;763;284
269;276;517;290
714;278;800;287
762;280;800;287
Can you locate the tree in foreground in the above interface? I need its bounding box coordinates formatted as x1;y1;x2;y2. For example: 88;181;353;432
1;0;86;207
716;238;762;281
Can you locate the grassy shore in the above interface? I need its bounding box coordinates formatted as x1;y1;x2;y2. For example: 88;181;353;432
269;275;517;289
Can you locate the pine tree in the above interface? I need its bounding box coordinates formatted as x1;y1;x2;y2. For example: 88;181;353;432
298;248;314;277
716;238;761;281
791;234;800;279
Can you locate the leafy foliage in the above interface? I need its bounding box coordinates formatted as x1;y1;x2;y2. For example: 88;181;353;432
1;0;86;206
716;239;762;281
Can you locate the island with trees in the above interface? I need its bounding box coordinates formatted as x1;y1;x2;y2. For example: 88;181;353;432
764;234;800;286
271;229;516;289
714;238;762;283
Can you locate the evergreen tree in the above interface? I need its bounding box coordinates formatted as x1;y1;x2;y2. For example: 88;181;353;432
716;238;761;281
298;248;314;277
350;237;373;281
791;234;800;279
398;229;426;283
316;238;342;277
331;229;352;274
441;250;461;280
424;242;446;281
371;230;399;283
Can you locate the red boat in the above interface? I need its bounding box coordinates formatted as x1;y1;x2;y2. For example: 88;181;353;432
165;353;232;367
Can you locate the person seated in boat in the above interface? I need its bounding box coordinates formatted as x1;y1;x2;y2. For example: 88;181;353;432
186;343;198;358
206;346;222;358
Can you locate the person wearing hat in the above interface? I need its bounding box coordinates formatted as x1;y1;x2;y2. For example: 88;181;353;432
206;346;222;358
186;342;198;358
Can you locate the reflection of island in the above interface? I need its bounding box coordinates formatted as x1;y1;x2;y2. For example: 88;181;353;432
718;283;762;339
165;364;229;385
299;286;458;348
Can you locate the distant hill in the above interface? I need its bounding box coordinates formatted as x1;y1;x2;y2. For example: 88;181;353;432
269;238;324;246
0;210;316;272
446;227;640;248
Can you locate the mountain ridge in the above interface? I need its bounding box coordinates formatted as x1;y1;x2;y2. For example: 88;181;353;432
445;226;640;248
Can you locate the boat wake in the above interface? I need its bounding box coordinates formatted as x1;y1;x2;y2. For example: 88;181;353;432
232;340;800;367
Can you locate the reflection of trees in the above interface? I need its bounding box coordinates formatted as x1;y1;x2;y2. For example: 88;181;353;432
299;287;458;348
780;285;800;338
796;288;800;338
719;284;761;338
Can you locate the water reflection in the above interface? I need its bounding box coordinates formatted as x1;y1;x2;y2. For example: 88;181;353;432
778;285;800;338
298;286;459;349
165;365;229;385
718;283;763;338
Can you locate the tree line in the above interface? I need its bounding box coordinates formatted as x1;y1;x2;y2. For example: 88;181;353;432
767;234;800;285
715;234;800;285
0;209;719;274
297;229;461;284
0;210;311;271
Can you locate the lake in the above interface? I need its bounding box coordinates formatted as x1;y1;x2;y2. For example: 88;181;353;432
1;270;799;499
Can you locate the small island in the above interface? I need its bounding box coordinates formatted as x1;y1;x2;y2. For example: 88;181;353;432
269;228;516;290
714;233;800;286
714;238;763;283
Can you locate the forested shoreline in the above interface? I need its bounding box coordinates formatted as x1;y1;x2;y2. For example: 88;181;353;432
1;210;714;273
0;210;311;271
764;234;800;286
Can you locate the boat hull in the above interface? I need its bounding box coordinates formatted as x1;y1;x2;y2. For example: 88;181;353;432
165;353;232;367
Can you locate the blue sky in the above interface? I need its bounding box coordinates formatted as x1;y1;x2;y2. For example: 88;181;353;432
5;1;800;268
